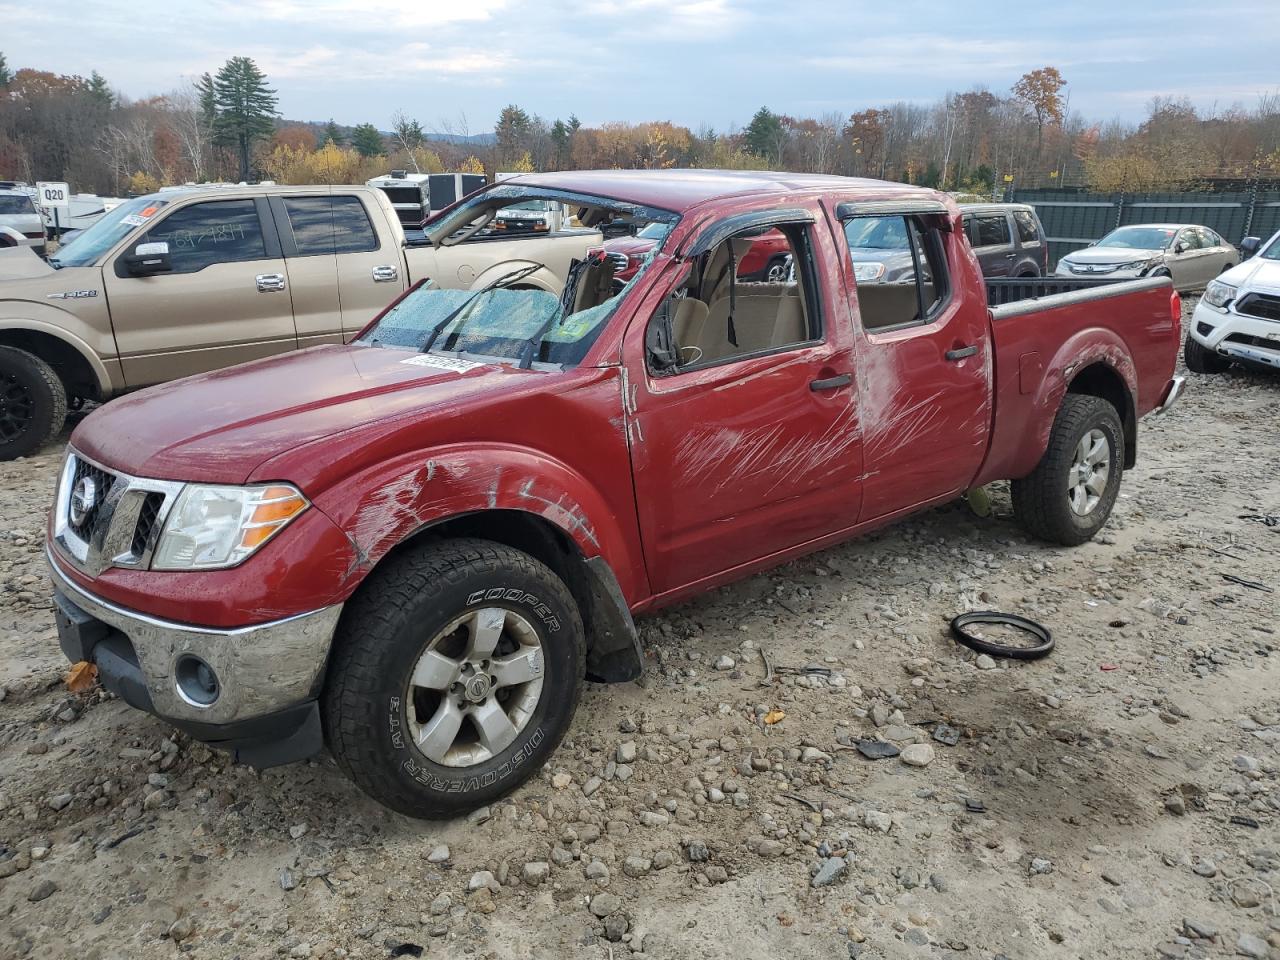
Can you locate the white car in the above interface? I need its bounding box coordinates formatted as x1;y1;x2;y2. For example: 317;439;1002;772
1185;231;1280;373
0;189;47;256
1055;224;1237;292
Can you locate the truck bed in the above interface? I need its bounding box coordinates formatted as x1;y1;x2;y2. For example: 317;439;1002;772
975;275;1180;487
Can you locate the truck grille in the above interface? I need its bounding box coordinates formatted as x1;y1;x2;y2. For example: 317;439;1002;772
1236;293;1280;323
605;252;630;274
53;451;184;576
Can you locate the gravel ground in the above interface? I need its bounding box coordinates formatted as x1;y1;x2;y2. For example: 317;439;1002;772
2;300;1279;960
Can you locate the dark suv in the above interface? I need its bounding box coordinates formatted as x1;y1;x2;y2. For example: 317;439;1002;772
960;203;1048;278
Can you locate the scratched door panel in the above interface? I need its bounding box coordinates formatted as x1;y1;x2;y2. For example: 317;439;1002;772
628;345;863;593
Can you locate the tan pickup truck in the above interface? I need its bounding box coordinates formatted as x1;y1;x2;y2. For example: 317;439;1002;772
0;183;601;459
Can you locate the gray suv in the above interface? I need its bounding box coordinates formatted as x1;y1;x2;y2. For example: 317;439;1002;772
960;203;1048;278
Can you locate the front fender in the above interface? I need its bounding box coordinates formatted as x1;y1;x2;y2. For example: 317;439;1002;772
309;441;643;602
0;310;120;394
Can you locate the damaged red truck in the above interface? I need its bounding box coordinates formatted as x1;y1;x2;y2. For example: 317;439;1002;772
46;170;1184;818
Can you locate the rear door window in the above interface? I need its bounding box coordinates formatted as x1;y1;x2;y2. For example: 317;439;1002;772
282;195;379;256
1013;210;1040;243
842;214;950;331
142;200;267;274
973;215;1011;247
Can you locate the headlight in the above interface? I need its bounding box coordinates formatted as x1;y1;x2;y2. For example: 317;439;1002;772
1202;279;1237;310
152;483;309;570
853;262;886;282
1119;259;1158;271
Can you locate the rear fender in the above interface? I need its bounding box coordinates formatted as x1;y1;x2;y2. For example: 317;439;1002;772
1016;329;1137;478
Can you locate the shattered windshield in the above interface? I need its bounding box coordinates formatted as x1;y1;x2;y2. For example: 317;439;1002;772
358;243;665;368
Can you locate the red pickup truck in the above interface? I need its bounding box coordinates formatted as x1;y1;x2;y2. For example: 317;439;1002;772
46;170;1184;818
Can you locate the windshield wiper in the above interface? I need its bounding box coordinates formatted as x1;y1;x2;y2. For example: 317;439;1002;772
418;262;547;355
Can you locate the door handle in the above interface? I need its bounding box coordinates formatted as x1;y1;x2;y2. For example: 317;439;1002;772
1004;253;1017;259
256;273;286;292
810;373;852;392
945;345;978;361
372;265;399;282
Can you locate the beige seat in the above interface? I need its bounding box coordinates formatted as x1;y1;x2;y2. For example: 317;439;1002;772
855;282;938;330
572;259;617;313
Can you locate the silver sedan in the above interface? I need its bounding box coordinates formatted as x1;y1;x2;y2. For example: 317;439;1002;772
1055;224;1238;292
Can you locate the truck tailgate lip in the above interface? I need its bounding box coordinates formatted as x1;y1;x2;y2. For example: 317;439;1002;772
990;276;1173;320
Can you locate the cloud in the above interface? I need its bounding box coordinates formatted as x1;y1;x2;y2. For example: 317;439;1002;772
252;43;514;83
233;0;510;29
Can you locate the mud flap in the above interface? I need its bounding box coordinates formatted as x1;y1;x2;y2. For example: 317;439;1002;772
582;556;644;683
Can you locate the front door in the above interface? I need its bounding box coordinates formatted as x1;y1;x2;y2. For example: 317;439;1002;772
625;214;864;594
105;197;297;386
838;209;992;520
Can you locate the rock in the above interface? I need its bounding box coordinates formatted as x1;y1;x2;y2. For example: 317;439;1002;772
582;776;603;798
47;793;73;811
870;705;890;727
522;861;550;886
426;844;450;864
705;865;729;884
756;839;784;858
27;880;57;902
603;913;629;941
1236;933;1269;959
470;887;496;914
975;654;998;670
279;868;298;891
904;927;930;946
856;740;899;760
652;850;676;870
142;789;170;810
638;811;669;827
801;746;831;763
551;772;573;789
590;893;622;918
622;856;651;878
466;805;491;825
468;870;497;892
811;856;847;888
1029;858;1053;875
862;810;893;833
932;724;960;746
289;824;308;840
585;860;609;882
617;741;638;764
714;655;735;671
167;916;195;941
1182;918;1217;940
900;744;935;767
686;840;710;863
1192;859;1217;878
429;894;452;916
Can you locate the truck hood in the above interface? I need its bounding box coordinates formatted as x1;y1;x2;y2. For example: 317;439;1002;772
71;345;549;486
1061;245;1163;265
0;246;56;281
603;236;658;257
1219;256;1280;292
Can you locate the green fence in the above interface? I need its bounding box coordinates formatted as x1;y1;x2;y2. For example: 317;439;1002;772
1008;189;1280;270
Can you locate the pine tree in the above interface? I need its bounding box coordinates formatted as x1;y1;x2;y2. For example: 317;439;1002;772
211;56;279;181
350;123;385;158
744;107;785;165
87;70;113;107
323;119;344;146
0;52;11;87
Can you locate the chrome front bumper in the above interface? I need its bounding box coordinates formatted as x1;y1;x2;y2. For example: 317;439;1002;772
47;546;343;727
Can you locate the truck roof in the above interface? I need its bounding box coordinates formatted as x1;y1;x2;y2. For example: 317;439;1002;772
497;169;937;214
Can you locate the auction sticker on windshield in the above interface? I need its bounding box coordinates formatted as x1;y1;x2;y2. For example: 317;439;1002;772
399;355;486;372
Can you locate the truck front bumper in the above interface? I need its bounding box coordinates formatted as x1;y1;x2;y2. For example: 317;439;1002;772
1189;300;1280;369
47;547;343;767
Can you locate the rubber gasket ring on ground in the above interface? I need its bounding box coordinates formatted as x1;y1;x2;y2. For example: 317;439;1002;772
950;611;1054;660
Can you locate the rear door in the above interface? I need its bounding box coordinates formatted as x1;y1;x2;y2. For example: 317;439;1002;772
1012;209;1046;275
105;196;297;387
837;204;992;520
970;213;1015;277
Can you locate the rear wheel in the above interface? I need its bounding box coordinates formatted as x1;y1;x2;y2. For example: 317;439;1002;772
0;346;67;461
322;538;585;819
1184;334;1230;374
1012;395;1124;546
764;255;789;283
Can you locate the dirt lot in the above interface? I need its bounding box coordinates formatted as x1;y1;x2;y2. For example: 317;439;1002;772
2;300;1279;960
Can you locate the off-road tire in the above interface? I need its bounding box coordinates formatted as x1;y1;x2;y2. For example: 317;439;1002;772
322;537;585;819
1183;334;1230;374
1011;395;1124;546
0;346;67;461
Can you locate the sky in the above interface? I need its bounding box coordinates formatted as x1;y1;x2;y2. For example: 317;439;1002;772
2;0;1278;133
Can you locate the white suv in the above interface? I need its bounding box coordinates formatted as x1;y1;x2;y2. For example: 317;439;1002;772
1185;231;1280;374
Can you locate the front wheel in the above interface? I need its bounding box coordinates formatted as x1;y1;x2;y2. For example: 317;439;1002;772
1011;395;1124;546
322;538;585;819
1184;334;1231;374
0;346;67;461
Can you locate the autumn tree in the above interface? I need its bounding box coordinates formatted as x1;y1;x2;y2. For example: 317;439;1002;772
211;56;278;180
1012;67;1066;157
349;122;385;158
273;124;317;152
390;110;426;170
